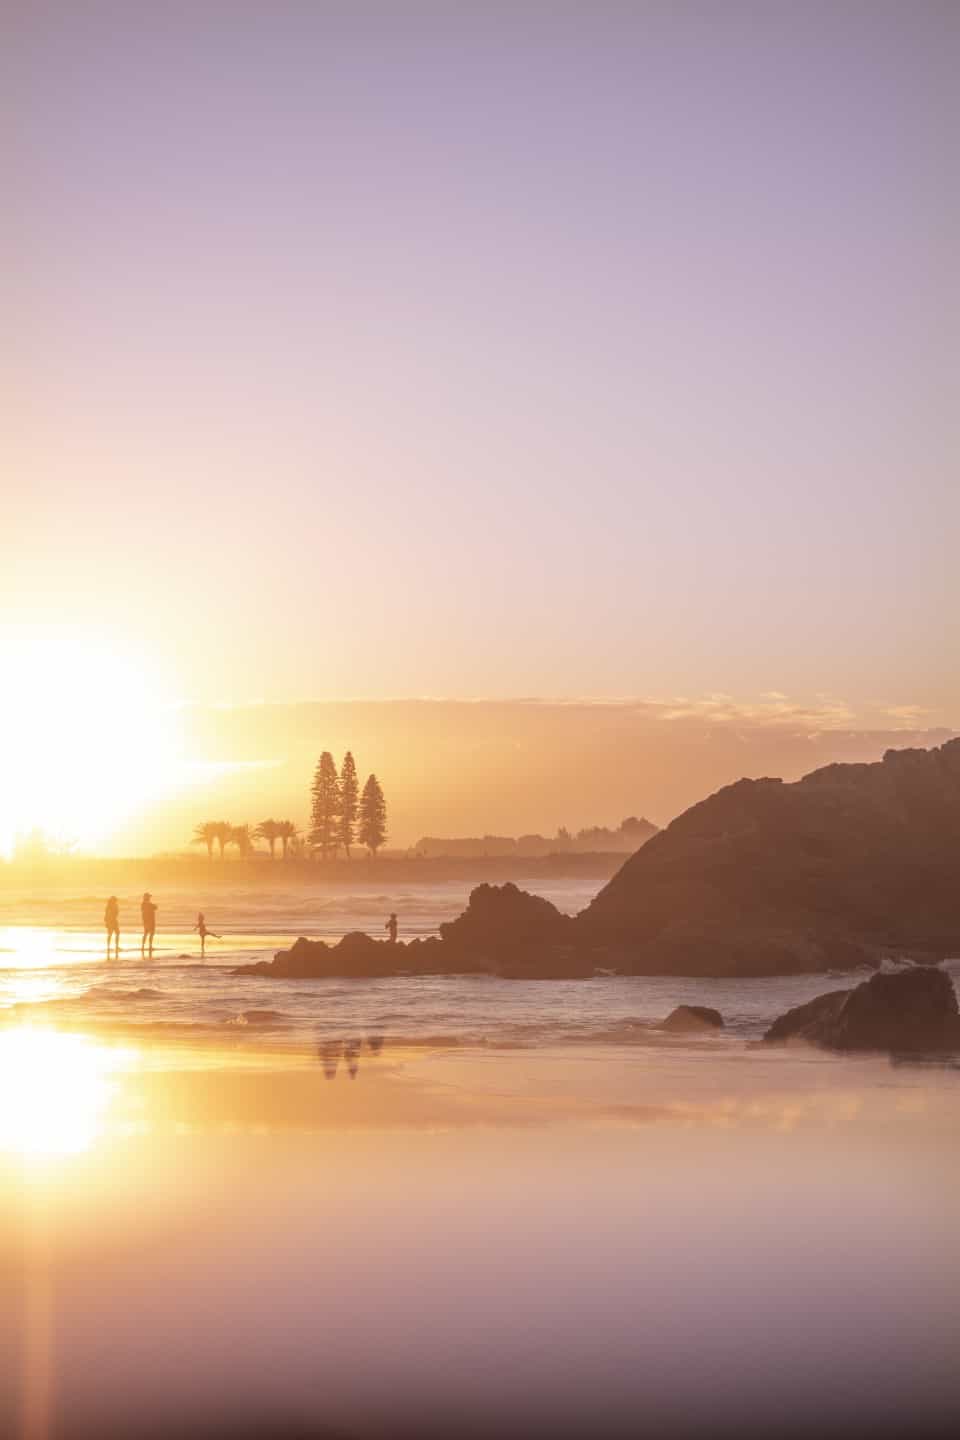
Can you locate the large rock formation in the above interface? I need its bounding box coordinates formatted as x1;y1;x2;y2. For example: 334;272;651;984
236;740;960;981
764;966;960;1052
576;738;960;976
437;882;586;978
237;931;452;979
235;885;590;980
439;882;568;948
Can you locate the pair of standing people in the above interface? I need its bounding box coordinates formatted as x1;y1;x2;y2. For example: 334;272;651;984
104;896;219;959
103;892;157;959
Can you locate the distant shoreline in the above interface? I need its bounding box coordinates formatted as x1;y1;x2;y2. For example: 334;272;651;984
0;850;626;889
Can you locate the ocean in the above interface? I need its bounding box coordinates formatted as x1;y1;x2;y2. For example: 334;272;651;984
3;877;957;1052
2;877;960;1439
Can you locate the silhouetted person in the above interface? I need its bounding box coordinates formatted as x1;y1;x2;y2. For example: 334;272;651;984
192;911;220;959
386;913;398;944
104;896;120;959
140;892;157;959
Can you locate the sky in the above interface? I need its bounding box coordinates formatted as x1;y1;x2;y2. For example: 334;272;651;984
2;2;957;849
112;699;952;855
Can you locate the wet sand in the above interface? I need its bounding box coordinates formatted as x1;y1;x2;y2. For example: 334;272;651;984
0;1028;958;1439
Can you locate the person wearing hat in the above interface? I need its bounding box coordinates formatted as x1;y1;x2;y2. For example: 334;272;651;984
140;892;158;959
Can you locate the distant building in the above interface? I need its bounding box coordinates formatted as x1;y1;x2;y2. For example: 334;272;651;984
413;818;657;859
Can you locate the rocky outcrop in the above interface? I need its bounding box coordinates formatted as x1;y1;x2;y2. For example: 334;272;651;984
763;988;851;1043
236;932;420;980
576;738;960;976
436;883;586;976
438;882;571;950
235;740;960;982
233;887;590;980
659;1005;724;1031
763;966;960;1052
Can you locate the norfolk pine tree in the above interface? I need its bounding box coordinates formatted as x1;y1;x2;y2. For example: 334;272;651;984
338;752;359;858
310;751;340;860
358;773;387;857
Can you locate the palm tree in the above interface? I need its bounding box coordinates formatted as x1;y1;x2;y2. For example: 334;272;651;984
212;821;231;860
230;823;254;859
255;819;280;859
275;820;298;859
192;821;220;860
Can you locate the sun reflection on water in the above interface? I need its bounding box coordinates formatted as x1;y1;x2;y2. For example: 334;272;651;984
0;1027;137;1158
0;926;62;969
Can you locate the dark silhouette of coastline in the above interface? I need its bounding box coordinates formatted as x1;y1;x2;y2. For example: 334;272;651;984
232;739;960;982
0;850;628;890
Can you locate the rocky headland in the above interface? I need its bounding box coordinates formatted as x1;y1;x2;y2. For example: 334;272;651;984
577;736;960;975
235;738;960;982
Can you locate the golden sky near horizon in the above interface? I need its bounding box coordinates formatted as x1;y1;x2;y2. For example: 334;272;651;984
0;628;952;856
3;4;957;851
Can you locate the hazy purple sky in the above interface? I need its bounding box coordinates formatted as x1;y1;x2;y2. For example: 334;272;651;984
6;1;957;719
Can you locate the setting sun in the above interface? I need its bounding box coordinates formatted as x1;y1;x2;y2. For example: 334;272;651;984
0;627;182;858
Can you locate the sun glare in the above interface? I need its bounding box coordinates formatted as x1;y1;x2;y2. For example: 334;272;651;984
0;1027;135;1158
0;626;182;857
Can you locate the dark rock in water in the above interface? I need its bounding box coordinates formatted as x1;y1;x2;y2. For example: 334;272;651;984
231;885;589;980
577;736;960;977
764;967;960;1052
234;936;333;978
233;929;473;980
337;930;385;956
438;882;589;977
234;932;402;979
439;882;570;951
763;988;851;1043
660;1005;724;1032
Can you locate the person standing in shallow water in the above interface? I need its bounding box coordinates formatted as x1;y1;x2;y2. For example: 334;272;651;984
104;896;120;960
140;892;157;959
192;911;220;960
385;913;398;944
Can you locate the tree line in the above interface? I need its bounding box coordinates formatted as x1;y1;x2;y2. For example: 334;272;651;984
191;751;387;861
311;751;386;859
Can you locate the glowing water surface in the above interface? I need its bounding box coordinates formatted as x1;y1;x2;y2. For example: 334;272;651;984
0;1026;957;1439
0;1027;137;1158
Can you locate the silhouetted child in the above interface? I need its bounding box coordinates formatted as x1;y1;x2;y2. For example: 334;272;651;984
386;913;398;944
104;896;120;959
192;911;220;959
141;892;157;959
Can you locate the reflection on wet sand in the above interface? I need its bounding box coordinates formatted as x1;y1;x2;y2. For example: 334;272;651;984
0;1028;958;1439
319;1033;385;1081
0;1028;137;1158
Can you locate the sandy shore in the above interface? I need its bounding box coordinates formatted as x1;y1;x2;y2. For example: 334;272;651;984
0;1030;958;1439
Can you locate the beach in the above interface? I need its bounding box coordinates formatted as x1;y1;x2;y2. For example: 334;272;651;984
1;1039;958;1438
1;885;959;1438
5;880;959;1047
